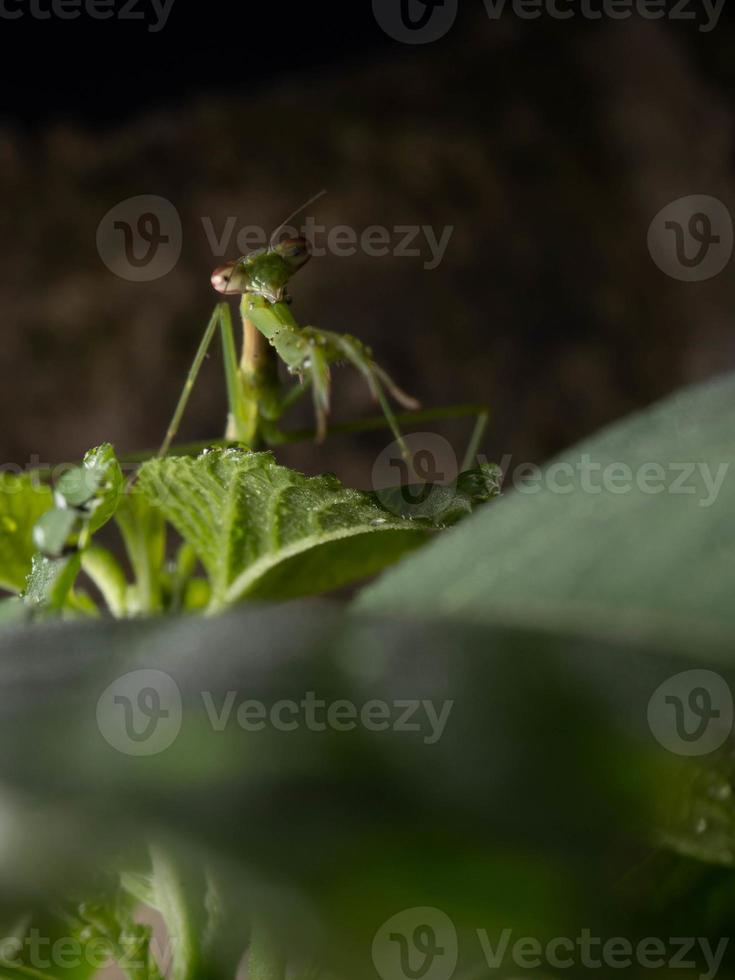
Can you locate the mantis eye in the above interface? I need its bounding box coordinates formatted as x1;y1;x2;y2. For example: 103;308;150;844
275;236;311;270
211;263;243;295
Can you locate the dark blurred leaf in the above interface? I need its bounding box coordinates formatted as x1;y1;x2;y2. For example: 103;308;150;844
358;371;735;640
357;372;735;871
0;608;731;975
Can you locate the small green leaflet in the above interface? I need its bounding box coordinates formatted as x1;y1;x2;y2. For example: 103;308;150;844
23;553;83;615
138;449;435;609
371;463;502;526
0;473;53;593
33;443;123;558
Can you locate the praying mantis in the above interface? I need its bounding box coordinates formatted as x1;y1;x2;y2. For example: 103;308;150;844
157;207;489;471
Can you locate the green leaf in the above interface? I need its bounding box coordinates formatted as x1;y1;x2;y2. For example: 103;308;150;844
0;473;53;593
137;449;430;609
32;445;124;561
357;372;735;637
371;462;502;526
32;506;80;559
56;443;123;538
23;553;83;616
356;373;735;870
0;608;732;975
0;598;26;624
79;443;124;536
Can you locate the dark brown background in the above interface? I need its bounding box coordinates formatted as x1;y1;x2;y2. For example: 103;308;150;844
2;4;734;487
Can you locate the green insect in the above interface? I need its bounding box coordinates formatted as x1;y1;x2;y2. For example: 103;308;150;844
158;204;488;466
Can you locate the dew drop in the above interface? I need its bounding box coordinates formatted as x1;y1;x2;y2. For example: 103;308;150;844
695;817;708;835
370;518;388;526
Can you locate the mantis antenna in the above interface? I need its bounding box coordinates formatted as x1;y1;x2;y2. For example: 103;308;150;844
269;188;327;247
220;189;328;276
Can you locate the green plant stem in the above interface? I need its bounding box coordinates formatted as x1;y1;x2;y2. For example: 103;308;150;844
114;497;164;615
80;546;128;618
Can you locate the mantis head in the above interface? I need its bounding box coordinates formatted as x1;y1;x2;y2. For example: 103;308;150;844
211;237;311;302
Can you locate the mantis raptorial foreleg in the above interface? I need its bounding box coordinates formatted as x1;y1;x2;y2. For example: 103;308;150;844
157;296;489;474
157;230;489;470
241;294;419;453
301;326;419;454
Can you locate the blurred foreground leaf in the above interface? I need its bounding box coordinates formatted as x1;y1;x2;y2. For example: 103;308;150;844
357;372;735;871
359;371;735;642
0;607;733;975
